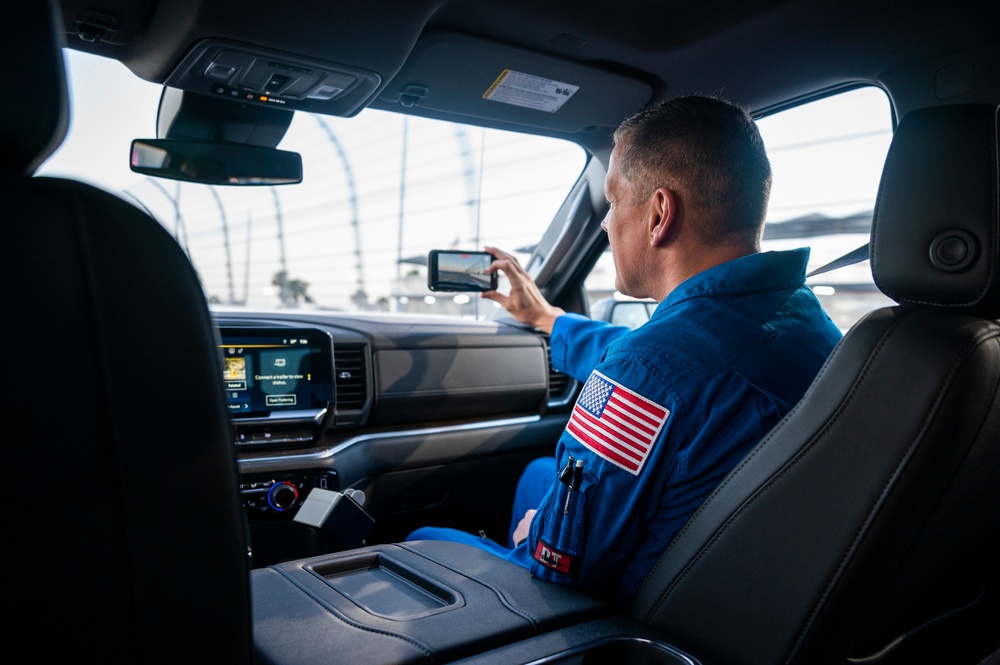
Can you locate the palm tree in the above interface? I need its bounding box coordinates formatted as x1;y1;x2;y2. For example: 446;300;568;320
272;271;313;307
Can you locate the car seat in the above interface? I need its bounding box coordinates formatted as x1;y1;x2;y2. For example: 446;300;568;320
4;2;252;662
630;103;1000;664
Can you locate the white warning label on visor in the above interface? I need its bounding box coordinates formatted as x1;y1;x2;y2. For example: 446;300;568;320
483;70;578;113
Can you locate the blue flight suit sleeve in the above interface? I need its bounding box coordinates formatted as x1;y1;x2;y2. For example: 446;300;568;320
549;313;631;383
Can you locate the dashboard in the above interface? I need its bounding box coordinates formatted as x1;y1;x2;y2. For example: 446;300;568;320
213;309;578;566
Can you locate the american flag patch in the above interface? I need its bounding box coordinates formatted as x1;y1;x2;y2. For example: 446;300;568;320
566;371;669;475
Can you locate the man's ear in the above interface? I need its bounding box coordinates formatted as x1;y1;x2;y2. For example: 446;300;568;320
648;187;677;247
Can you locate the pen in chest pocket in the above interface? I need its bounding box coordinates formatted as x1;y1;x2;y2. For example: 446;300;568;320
564;459;583;515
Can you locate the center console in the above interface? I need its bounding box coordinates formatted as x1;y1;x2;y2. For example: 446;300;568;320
219;325;343;564
252;540;610;663
251;540;700;664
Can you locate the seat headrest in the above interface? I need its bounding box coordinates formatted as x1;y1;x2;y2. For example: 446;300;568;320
871;104;999;318
4;2;69;176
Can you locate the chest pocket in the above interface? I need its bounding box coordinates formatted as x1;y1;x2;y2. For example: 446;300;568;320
528;456;599;583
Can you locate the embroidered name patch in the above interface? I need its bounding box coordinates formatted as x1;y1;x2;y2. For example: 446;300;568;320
566;370;669;475
532;539;573;573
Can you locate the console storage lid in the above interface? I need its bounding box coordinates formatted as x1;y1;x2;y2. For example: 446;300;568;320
251;541;612;664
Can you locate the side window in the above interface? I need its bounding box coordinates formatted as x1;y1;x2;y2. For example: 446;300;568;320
757;87;895;331
584;86;895;332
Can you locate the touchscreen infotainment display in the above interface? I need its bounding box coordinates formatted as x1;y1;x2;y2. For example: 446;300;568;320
217;327;334;419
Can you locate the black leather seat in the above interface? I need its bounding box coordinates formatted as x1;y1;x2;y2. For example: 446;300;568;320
630;104;1000;665
6;2;252;662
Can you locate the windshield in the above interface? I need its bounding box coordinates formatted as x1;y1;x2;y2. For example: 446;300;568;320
41;50;586;317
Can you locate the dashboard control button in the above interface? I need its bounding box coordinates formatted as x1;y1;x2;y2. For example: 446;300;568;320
267;481;299;511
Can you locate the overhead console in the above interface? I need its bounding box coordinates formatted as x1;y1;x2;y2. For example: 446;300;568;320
218;326;334;447
164;39;382;117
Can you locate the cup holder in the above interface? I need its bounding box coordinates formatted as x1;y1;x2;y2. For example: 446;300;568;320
529;637;699;664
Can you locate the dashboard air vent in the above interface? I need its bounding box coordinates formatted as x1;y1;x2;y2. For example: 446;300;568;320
333;343;368;414
544;337;575;405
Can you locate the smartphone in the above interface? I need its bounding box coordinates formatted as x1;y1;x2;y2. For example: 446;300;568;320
427;250;497;292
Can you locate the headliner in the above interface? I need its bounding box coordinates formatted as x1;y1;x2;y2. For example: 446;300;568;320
55;0;998;151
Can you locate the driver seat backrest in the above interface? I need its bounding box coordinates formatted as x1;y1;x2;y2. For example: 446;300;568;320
630;103;1000;665
4;3;252;662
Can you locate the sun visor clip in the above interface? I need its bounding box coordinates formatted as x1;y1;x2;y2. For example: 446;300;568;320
72;11;120;44
398;85;429;108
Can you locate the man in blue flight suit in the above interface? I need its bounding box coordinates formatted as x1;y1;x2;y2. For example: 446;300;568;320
407;96;843;605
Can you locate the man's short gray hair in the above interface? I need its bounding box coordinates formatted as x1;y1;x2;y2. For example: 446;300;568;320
613;96;772;246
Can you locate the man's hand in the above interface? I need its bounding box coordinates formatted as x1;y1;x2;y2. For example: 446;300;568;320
481;246;564;334
512;508;536;547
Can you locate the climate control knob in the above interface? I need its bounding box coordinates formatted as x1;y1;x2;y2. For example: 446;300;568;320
267;481;299;511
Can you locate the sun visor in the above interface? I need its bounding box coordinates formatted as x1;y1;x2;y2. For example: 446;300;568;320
163;39;381;118
377;31;653;134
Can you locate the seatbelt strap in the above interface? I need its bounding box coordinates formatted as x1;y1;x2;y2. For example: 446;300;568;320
806;243;870;278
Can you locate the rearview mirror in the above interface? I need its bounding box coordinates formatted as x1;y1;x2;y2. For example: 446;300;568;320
130;139;302;185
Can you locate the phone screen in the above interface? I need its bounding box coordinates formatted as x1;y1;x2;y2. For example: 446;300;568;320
427;250;497;292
